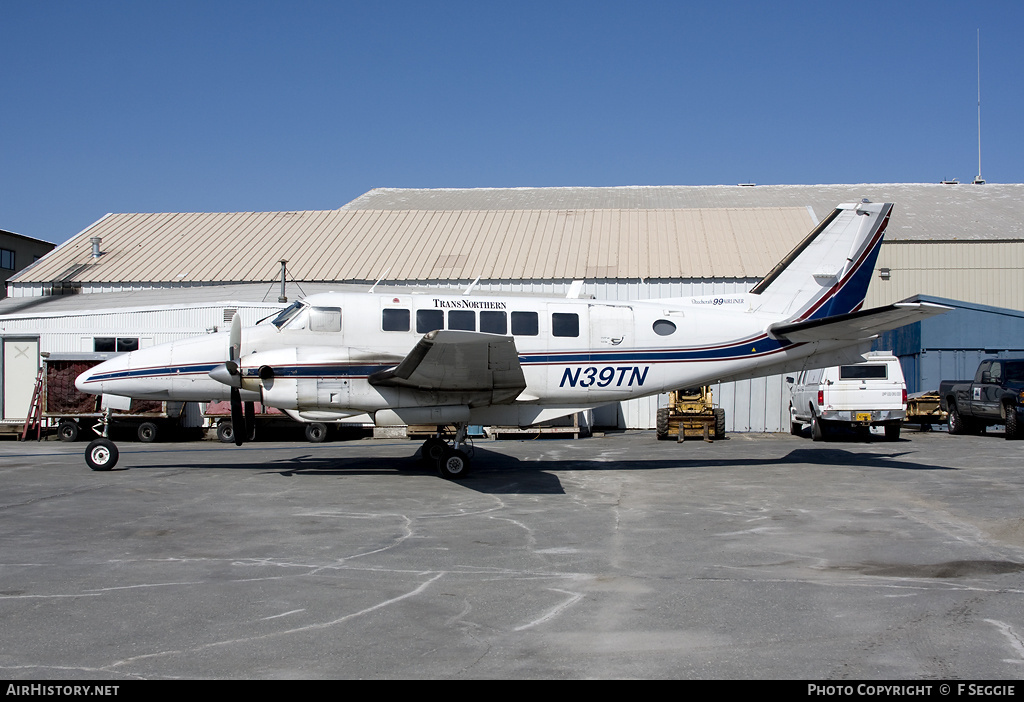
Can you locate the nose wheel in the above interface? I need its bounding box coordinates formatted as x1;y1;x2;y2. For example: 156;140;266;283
85;438;119;471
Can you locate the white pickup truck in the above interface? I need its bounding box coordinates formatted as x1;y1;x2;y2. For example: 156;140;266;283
787;352;907;441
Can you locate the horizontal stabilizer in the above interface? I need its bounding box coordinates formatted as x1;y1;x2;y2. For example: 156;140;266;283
767;298;951;343
369;330;526;401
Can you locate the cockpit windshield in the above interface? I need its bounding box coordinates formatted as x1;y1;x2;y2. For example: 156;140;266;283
271;301;306;329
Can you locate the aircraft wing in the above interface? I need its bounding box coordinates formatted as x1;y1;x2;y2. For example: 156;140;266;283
767;298;951;343
368;330;527;402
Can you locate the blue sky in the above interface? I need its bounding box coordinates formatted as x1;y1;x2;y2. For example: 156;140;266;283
3;1;1022;243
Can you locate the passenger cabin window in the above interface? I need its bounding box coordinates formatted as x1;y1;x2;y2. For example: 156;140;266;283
308;306;342;333
382;308;410;332
653;319;676;336
417;310;443;334
552;313;579;338
480;310;507;335
448;310;475;331
511;311;538;336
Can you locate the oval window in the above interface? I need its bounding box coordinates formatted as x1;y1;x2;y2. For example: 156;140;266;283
653;319;676;336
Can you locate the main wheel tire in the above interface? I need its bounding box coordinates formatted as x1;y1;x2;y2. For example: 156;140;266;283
58;420;79;442
656;407;670;440
948;402;966;435
85;438;119;471
437;448;471;480
884;423;901;441
1006;405;1021;440
421;437;447;463
216;421;234;444
137;421;158;443
713;407;726;439
305;422;328;443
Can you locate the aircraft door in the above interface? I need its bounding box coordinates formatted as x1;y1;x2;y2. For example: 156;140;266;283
589;304;632;352
587;304;639;400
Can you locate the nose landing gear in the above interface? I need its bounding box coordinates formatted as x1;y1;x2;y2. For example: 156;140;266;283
85;408;119;471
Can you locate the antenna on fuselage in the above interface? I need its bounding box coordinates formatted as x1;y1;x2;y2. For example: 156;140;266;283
463;276;481;295
369;267;392;293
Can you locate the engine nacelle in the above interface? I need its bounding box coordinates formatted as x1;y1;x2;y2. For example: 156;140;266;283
243;346;375;412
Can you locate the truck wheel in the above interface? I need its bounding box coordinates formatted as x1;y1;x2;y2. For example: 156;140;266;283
812;416;830;442
58;420;80;442
947;402;966;435
85;438;119;471
789;405;802;436
1006;406;1021;440
305;422;328;443
137;421;158;443
217;421;234;443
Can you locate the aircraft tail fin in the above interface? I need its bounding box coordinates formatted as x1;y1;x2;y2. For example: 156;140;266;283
749;201;892;321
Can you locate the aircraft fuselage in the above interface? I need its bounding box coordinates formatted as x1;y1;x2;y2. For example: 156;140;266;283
75;289;863;427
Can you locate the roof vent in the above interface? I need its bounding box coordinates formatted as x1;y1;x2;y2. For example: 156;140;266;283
89;237;102;258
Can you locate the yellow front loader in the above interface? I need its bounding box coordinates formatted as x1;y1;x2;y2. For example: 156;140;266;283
656;386;725;442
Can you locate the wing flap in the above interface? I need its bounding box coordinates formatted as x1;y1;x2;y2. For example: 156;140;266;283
768;298;951;343
369;330;526;402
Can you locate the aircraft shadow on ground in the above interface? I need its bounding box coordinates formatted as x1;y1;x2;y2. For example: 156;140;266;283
136;443;952;496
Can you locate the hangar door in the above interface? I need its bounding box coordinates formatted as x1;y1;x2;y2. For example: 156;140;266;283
2;338;39;421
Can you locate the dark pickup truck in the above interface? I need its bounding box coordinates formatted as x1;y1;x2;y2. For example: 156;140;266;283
939;358;1024;439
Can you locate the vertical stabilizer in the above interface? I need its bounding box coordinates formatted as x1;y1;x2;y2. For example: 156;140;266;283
748;201;891;322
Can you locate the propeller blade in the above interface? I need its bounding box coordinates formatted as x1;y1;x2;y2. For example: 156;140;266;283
243;401;256;442
230;387;245;446
229;313;242;364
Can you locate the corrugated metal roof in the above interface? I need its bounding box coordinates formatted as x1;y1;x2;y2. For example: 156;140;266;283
12;207;813;285
343;183;1024;242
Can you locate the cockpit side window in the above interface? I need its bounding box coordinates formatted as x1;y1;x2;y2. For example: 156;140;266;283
308;307;342;333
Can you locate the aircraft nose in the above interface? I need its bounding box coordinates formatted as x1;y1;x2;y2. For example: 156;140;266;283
75;353;131;395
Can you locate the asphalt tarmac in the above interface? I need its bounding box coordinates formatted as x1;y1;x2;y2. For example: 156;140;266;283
1;428;1022;680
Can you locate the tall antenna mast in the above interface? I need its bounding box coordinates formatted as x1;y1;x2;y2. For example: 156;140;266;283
973;29;985;185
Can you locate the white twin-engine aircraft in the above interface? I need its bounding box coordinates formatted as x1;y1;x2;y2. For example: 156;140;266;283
76;201;947;477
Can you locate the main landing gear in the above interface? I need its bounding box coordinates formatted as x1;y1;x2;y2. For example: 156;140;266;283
420;424;473;480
